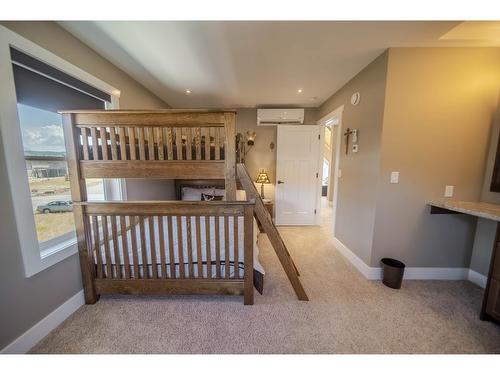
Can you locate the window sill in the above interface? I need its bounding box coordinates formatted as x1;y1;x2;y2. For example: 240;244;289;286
25;239;78;278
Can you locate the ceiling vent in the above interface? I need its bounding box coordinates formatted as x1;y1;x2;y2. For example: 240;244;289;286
257;108;304;126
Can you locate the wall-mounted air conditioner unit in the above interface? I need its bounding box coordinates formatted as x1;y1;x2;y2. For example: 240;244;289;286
257;108;305;126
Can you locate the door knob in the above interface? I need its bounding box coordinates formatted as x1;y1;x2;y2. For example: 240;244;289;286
277;180;285;184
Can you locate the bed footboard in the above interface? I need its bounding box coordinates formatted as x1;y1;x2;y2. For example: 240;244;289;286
76;201;254;305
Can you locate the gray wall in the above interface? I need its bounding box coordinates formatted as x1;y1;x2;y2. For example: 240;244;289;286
371;48;500;268
0;21;168;350
318;47;500;271
318;51;389;264
126;179;177;200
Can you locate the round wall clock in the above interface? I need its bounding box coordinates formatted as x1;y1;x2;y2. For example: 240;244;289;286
350;92;361;106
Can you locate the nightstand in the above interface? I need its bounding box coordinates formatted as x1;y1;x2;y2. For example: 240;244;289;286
257;200;273;233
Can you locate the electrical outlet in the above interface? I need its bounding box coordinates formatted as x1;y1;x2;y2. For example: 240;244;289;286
444;185;454;197
390;171;399;184
352;144;359;153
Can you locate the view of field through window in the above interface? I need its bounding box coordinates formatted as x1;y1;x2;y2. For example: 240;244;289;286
18;104;104;245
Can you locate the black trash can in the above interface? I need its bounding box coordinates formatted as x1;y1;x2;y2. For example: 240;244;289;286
381;258;405;289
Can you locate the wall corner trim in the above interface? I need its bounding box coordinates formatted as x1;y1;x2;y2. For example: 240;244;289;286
0;289;84;354
467;269;488;289
332;237;487;288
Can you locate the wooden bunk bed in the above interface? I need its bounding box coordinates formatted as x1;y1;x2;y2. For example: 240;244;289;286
61;109;307;306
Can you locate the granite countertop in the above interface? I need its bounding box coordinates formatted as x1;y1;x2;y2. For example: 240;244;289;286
429;200;500;221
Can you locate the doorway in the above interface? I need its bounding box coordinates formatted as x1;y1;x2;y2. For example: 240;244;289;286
317;106;344;234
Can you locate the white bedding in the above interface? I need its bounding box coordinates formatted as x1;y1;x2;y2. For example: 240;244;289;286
94;216;264;279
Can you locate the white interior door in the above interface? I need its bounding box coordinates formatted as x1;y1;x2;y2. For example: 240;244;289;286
276;125;321;225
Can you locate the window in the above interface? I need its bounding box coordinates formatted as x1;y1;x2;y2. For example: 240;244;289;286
0;26;121;276
12;57;108;255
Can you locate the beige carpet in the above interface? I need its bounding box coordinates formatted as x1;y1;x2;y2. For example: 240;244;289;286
31;199;500;354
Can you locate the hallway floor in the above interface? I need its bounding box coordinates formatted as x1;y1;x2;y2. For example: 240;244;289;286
31;198;500;353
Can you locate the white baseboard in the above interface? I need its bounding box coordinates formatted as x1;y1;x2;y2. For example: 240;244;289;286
1;289;84;354
332;237;381;279
332;236;487;287
467;269;488;288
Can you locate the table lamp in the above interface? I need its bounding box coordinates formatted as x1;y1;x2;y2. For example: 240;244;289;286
255;168;271;199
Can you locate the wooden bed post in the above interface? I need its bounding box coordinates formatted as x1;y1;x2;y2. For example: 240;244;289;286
244;204;254;305
62;114;98;304
224;112;237;200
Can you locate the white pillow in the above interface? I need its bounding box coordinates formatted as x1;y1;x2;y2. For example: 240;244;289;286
181;187;216;201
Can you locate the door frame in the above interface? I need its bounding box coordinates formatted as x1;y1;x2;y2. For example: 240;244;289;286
317;105;344;235
275;124;323;226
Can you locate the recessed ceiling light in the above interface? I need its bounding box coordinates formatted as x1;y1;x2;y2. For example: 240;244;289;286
297;89;303;93
185;89;191;94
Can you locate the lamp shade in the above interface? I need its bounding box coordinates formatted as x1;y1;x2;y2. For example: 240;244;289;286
255;169;271;184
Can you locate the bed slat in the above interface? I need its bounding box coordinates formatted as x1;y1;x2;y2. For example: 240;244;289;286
138;127;146;160
120;216;131;279
215;127;220;160
234;216;239;279
224;217;230;279
206;216;212;279
175;128;182;161
183;128;193;160
139;217;148;278
109;127;117;161
101;127;109;161
157;128;164;160
195;127;201;160
92;215;103;279
158;216;166;278
148;216;158;278
204;128;210;161
81;128;89;160
167;216;175;278
215;216;221;278
167;128;174;160
90;127;99;160
110;216;121;278
101;215;113;279
119;127;127;160
196;216;203;278
186;216;194;277
130;216;140;279
128;127;136;161
176;216;185;278
147;127;155;160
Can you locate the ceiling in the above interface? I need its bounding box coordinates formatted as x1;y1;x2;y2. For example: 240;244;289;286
59;21;500;108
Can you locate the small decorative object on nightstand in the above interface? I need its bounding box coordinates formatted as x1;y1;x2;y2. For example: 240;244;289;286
255;168;271;199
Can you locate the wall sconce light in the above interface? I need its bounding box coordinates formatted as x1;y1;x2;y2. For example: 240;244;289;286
236;130;257;163
246;130;257;146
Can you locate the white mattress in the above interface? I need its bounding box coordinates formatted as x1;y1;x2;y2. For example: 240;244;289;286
94;216;264;279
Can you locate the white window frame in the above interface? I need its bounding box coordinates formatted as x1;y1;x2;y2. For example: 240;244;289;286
0;25;124;277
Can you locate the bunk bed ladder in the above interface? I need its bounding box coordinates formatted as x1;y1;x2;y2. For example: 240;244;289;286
236;163;309;301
